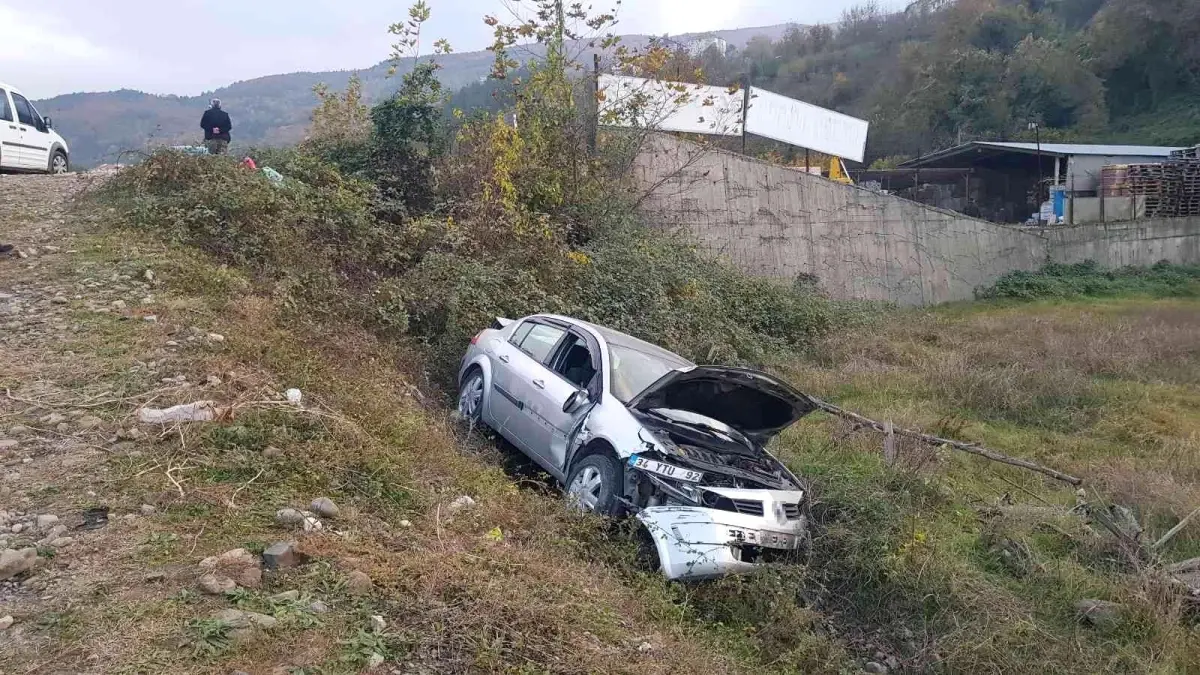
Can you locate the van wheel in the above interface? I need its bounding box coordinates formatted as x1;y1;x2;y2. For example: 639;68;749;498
50;152;69;175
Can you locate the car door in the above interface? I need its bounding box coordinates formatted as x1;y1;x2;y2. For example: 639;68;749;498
0;88;21;170
10;93;48;170
490;321;566;462
524;330;601;472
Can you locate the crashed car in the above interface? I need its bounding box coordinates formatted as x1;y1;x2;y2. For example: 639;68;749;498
457;314;814;580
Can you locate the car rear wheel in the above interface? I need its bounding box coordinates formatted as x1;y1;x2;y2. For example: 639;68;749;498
456;370;485;423
566;453;622;517
50;151;68;175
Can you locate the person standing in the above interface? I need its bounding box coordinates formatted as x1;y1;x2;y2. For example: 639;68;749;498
200;99;232;155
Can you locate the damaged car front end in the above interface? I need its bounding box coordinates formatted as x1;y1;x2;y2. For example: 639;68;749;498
618;367;815;580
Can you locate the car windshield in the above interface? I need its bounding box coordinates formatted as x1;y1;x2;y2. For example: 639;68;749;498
608;344;689;403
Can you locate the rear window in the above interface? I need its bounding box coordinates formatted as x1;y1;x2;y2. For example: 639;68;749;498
0;90;11;123
516;323;565;363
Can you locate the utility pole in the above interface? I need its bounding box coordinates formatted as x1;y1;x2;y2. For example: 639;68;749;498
741;70;752;155
1029;121;1043;217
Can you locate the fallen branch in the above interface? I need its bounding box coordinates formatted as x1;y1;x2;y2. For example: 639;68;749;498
806;395;1083;486
1153;506;1200;550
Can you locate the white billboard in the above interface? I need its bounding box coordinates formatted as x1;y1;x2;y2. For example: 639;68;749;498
745;87;869;163
598;74;743;137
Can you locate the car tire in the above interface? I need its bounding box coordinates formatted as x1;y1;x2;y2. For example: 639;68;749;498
566;452;623;517
456;369;485;424
50;151;69;175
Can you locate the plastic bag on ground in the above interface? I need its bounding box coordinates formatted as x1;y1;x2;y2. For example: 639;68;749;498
137;401;231;424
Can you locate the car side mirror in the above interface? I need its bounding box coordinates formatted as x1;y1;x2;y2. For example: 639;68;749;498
563;389;590;414
42;116;52;129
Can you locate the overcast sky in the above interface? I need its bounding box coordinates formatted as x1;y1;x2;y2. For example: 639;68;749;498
1;0;905;99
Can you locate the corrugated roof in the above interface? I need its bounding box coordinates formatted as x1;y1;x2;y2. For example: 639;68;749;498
976;142;1184;156
900;141;1186;167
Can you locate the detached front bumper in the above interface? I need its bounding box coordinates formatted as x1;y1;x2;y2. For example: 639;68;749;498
636;505;808;581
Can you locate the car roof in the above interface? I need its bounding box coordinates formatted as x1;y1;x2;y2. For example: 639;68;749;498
534;314;693;367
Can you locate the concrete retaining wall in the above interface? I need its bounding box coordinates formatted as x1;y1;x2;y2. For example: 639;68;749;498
633;135;1200;305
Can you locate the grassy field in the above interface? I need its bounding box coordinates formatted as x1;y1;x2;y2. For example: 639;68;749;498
8;194;1198;673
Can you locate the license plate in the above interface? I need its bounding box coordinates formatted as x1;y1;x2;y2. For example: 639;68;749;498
629;455;703;483
727;528;799;549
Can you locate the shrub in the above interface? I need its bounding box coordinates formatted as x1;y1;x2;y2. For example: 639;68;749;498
977;260;1200;300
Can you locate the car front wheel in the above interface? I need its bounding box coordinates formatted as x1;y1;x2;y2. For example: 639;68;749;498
50;151;69;175
566;453;623;517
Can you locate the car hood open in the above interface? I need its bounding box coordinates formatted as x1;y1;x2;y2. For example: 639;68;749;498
627;366;816;445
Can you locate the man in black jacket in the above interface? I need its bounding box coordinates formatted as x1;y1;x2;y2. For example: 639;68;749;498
200;99;232;155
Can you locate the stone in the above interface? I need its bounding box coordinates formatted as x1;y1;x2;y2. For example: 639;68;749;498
310;497;339;519
40;413;66;426
0;547;37;581
206;375;222;386
369;614;386;632
76;416;103;430
49;537;74;548
116;427;145;441
262;446;284;459
139;504;156;516
143;269;155;282
206;333;225;343
346;570;373;596
35;515;58;530
637;641;653;653
270;590;300;603
885;656;901;671
275;508;306;527
8;426;31;436
863;662;888;674
398;520;412;528
11;523;24;534
214;608;277;630
199;548;263;588
111;300;126;310
51;296;69;305
1076;599;1126;629
143;315;158;323
366;653;385;669
448;495;476;513
0;615;13;630
144;570;167;583
308;600;330;614
262;541;307;570
199;573;237;595
0;440;20;452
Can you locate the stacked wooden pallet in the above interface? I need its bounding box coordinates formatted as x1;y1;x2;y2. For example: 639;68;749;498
1126;163;1180;217
1170;145;1200;160
1177;158;1200;217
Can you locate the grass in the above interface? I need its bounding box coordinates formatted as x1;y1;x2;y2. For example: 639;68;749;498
773;295;1200;672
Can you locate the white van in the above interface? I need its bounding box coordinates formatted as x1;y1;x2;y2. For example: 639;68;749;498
0;82;70;174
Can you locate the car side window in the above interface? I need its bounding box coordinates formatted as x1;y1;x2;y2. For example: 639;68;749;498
517;324;566;363
508;322;533;349
0;90;11;123
11;94;37;127
549;334;597;389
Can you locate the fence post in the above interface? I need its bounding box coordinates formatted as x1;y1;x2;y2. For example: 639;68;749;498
588;53;600;155
883;421;897;466
740;73;752;155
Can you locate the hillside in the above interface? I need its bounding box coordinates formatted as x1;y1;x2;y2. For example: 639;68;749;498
33;23;797;169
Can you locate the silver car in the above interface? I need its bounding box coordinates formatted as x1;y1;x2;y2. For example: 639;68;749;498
457;314;813;580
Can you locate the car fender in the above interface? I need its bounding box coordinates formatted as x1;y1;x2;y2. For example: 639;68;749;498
636;506;757;581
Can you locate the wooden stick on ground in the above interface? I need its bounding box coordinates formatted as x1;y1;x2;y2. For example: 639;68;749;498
1154;506;1200;550
806;395;1084;486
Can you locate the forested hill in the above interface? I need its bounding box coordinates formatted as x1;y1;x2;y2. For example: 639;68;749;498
688;0;1200;164
32;23;795;169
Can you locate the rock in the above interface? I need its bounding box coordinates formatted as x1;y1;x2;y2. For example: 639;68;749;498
0;547;37;581
199;548;263;588
369;614;387;632
199;573;237;595
116;427;145;441
49;537;74;548
0;440;20;452
310;497;339;519
275;508;306;527
143;315;158;323
301;512;324;532
270;590;300;602
638;641;653;653
36;514;59;529
399;520;412;528
111;300;126;310
206;333;225;343
1076;599;1126;629
885;656;901;671
262;446;284;459
262;541;307;570
863;662;888;674
308;600;330;614
897;627;914;641
144;570;167;583
51;296;69;305
8;426;31;436
139;504;156;516
143;269;155;282
76;416;103;430
0;615;13;630
231;672;250;675
206;375;222;386
346;570;373;596
448;495;476;513
366;653;385;670
214;608;277;630
11;523;24;534
40;413;66;426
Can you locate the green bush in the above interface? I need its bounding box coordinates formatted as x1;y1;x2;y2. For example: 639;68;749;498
977;260;1200;300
